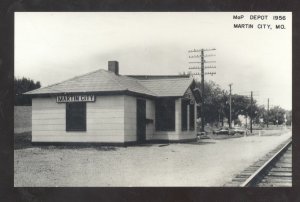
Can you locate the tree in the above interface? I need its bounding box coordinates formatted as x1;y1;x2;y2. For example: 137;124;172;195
14;77;41;106
215;89;228;126
268;106;286;125
231;94;251;120
194;80;260;126
255;105;267;124
285;110;292;125
193;79;287;128
195;80;226;124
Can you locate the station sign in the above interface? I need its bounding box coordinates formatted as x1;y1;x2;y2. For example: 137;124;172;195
56;95;95;103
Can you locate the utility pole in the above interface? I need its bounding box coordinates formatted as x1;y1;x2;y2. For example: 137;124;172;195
250;91;253;133
188;48;216;133
200;49;205;133
229;84;233;129
267;98;269;128
276;108;279;127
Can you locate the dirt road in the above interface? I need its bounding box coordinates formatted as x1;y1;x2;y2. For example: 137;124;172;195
14;130;291;187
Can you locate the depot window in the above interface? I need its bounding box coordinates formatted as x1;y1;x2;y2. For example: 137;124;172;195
181;99;189;131
189;103;195;130
155;98;175;131
66;102;86;131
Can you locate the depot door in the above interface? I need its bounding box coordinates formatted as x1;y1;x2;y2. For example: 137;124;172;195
136;99;146;143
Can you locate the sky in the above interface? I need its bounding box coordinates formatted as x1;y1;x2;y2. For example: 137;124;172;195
15;12;292;110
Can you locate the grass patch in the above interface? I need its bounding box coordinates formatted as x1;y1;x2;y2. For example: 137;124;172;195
14;132;32;150
14;106;32;133
42;145;117;151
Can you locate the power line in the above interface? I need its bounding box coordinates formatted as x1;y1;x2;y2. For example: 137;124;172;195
267;98;269;128
188;48;216;53
205;72;216;76
205;66;216;69
250;91;253;133
188;54;216;58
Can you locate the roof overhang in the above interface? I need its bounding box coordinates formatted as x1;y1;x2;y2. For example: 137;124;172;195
25;90;157;100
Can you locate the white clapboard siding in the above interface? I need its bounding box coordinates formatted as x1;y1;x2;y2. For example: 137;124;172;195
87;109;124;114
87;117;124;125
32;110;65;115
87;109;124;116
32;94;196;143
87;105;123;110
32;98;66;134
124;124;137;131
88;95;124;107
32;112;65;119
32;134;125;143
123;112;136;119
124;96;156;141
32;95;126;143
33;130;124;136
33;106;64;110
88;123;124;130
124;134;137;142
33;124;65;131
32;118;65;125
175;98;182;132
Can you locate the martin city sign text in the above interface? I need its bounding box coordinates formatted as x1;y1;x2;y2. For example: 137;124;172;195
56;95;95;103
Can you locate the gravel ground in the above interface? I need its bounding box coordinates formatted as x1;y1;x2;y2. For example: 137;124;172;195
14;130;291;187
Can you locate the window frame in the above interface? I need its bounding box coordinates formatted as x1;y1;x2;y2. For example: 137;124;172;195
181;99;189;131
66;102;87;132
155;98;176;131
189;102;195;131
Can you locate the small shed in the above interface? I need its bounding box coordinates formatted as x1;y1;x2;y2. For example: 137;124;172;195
25;61;200;145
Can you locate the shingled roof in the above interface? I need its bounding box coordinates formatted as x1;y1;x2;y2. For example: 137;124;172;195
138;78;193;97
25;69;194;98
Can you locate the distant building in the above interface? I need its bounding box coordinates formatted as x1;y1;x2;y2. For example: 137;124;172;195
25;61;200;145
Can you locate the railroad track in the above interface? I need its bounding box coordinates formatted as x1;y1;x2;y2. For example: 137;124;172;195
224;138;292;187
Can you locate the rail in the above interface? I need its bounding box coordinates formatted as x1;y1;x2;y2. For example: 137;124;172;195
240;139;292;187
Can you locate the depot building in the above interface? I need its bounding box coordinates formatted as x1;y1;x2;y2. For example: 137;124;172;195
25;61;200;145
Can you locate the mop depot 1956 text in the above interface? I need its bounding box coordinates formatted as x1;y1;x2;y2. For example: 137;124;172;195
233;14;287;30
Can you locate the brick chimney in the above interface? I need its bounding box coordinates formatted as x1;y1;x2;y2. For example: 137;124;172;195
108;61;119;75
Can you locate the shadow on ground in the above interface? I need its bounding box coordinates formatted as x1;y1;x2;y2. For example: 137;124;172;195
14;132;32;150
184;141;216;145
207;134;245;140
14;132;117;151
